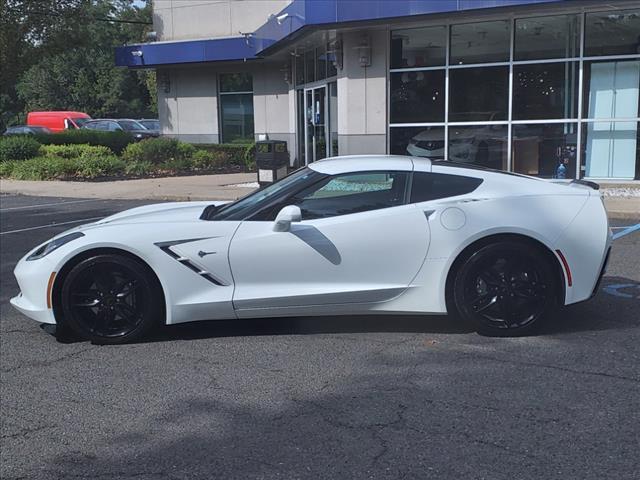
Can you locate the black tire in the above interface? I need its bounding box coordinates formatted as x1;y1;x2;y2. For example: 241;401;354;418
60;254;163;344
451;241;557;337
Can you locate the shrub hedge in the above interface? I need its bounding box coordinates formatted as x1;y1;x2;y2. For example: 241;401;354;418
122;137;196;165
198;142;255;167
0;135;260;180
41;144;112;159
5;154;125;180
0;136;42;161
33;130;134;154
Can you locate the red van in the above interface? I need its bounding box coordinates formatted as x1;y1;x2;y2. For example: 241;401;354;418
27;111;91;132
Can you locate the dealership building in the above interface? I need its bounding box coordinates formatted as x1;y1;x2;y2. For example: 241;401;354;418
116;0;640;180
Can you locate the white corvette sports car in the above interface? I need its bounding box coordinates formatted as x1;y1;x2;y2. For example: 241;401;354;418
12;155;611;343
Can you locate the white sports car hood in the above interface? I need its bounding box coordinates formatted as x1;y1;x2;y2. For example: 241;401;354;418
89;201;230;228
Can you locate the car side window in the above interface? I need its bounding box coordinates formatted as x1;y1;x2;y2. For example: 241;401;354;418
410;172;483;203
290;171;409;220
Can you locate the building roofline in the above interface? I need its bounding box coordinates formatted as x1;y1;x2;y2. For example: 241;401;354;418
115;0;572;68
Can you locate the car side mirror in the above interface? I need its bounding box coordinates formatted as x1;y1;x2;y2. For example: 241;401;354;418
273;205;301;232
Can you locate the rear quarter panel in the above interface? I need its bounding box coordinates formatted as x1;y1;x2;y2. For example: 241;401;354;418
380;179;591;314
552;194;610;304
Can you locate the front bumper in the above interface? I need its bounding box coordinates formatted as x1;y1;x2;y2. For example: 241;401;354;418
11;256;57;325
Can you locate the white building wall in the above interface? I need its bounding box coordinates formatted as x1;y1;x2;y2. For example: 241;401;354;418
157;67;219;143
337;29;389;155
153;0;291;41
253;64;292;147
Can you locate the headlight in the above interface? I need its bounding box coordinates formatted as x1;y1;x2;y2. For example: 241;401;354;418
27;232;84;261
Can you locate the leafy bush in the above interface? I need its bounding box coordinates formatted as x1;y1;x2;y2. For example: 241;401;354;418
41;144;112;159
191;149;229;169
0;136;42;161
243;142;256;171
7;153;124;180
161;157;190;172
124;160;154;176
121;141;144;163
33;130;134;155
122;137;192;165
75;154;124;178
10;156;75;180
197;143;250;165
0;160;16;177
176;141;196;160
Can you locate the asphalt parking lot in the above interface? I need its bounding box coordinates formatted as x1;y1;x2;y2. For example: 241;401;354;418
1;193;639;480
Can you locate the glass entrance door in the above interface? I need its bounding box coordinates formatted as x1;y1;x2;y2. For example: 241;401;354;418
304;86;328;163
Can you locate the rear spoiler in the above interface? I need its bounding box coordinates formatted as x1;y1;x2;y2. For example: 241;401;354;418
570;179;600;190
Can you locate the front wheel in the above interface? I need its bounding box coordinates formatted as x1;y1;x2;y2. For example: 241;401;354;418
60;254;163;344
452;242;558;337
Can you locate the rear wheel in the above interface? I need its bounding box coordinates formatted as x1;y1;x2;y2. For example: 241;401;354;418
452;242;558;336
60;254;162;344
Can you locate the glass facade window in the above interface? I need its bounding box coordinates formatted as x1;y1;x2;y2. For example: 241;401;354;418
582;121;639;179
327;43;338;78
329;82;338;157
585;10;640;57
514;15;579;61
583;60;640;119
387;10;640;180
513;123;578;178
295;54;305;86
316;45;327;81
448;125;508;169
294;42;339;167
450;20;510;65
219;73;252;92
390;70;445;123
391;26;446;68
219;73;254;143
390;126;444;158
448;66;509;121
513;62;578;120
305;50;315;84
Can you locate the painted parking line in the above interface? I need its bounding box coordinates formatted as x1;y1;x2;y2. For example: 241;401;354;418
603;283;640;299
0;198;100;212
612;223;640;241
0;216;104;235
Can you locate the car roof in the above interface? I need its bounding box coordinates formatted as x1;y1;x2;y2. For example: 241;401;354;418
308;155;431;175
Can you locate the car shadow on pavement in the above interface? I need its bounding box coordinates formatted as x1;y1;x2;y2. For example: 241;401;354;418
149;313;473;343
539;275;639;336
48;275;639;345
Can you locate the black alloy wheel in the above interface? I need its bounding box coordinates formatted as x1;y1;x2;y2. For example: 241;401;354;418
452;242;558;336
61;254;162;344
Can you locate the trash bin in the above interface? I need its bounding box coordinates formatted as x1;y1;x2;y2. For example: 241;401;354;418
256;140;289;187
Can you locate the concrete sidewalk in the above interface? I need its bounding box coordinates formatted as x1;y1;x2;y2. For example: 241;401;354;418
1;173;638;219
0;173;257;202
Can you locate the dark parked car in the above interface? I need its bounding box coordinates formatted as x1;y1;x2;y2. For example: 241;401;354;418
3;125;52;136
82;119;158;139
138;119;160;133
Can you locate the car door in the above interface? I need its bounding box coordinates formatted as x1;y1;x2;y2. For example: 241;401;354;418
228;171;431;315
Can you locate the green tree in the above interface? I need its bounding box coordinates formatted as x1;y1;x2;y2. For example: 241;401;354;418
1;0;156;130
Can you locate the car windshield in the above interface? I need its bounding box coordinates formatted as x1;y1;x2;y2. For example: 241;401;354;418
205;168;324;221
72;118;90;127
118;120;146;131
